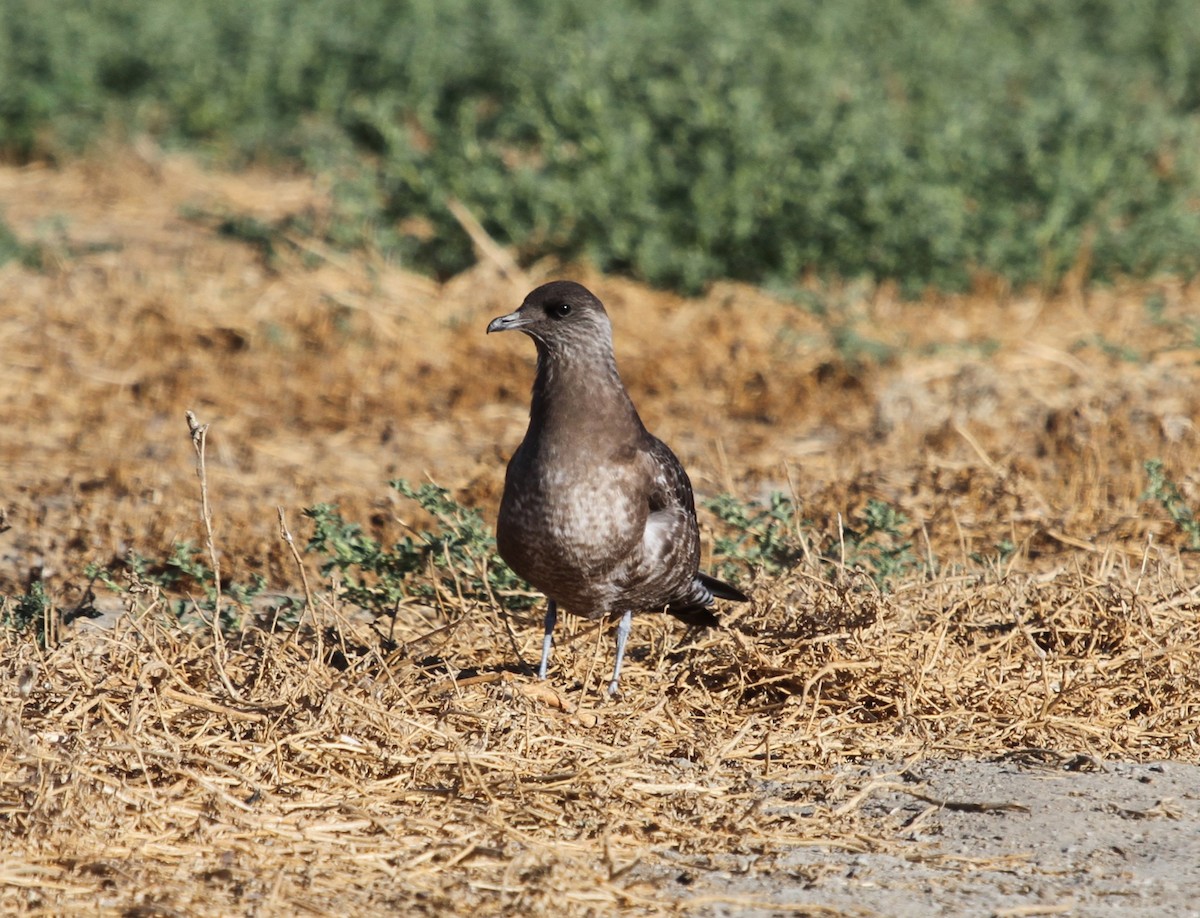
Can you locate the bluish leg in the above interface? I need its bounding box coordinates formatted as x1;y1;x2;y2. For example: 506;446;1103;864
537;600;557;679
607;610;633;696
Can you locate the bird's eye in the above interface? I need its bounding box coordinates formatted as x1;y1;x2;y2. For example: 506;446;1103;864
547;301;571;319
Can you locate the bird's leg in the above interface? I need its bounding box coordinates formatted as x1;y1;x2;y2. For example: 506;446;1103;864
606;610;633;696
537;600;557;679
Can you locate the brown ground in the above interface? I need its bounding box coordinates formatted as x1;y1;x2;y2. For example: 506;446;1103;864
1;151;1199;915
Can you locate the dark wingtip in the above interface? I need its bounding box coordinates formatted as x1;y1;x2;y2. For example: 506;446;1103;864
698;572;750;603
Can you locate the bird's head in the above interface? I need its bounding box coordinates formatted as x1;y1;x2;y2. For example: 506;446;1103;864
487;281;613;356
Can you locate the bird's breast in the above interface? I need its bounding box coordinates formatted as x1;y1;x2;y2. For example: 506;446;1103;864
496;446;649;608
500;457;643;559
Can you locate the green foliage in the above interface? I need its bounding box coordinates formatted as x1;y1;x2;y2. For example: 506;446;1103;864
0;214;45;270
841;499;919;587
1077;334;1143;364
3;0;1200;292
82;482;525;633
970;539;1017;569
85;541;267;627
704;491;807;580
706;492;919;588
0;211;121;270
0;216;25;267
1142;459;1200;550
304;479;535;615
1142;292;1200;347
0;581;51;634
178;205;323;269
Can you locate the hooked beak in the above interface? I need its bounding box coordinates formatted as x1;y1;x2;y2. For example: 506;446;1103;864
486;310;528;334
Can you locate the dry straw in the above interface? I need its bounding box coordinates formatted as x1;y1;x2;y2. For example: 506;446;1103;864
2;551;1198;914
1;154;1199;914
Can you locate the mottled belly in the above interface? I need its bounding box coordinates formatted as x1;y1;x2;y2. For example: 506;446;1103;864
497;466;644;616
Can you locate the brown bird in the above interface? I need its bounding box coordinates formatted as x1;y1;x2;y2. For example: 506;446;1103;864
487;281;749;695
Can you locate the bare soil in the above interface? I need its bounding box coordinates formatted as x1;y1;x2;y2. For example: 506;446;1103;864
643;758;1200;917
1;151;1199;916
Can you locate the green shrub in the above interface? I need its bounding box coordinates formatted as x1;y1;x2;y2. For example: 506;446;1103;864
704;491;808;580
305;479;535;615
3;0;1198;291
85;541;267;630
0;581;51;634
841;498;919;587
706;491;920;588
1143;459;1200;550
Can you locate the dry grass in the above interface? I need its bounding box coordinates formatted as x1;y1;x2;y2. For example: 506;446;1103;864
3;560;1198;914
2;151;1200;914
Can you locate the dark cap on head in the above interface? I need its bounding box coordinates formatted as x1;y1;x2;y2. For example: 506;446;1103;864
486;281;611;346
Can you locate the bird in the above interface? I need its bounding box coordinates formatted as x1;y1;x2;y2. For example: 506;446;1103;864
487;280;749;695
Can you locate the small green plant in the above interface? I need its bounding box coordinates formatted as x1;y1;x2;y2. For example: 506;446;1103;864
705;492;919;588
838;499;920;588
0;216;24;267
1142;459;1200;550
969;538;1017;568
1078;334;1142;364
704;491;807;580
829;326;897;370
0;581;52;635
305;479;535;616
85;542;266;628
180;206;321;269
1142;292;1200;348
0;214;48;270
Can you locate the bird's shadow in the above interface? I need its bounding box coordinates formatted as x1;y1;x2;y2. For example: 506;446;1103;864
413;655;534;682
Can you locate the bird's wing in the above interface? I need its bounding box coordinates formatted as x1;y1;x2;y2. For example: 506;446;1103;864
629;433;704;598
641;433;697;516
640;434;752;617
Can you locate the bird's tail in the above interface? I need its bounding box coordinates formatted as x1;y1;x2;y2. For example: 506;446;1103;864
665;572;750;627
697;572;750;604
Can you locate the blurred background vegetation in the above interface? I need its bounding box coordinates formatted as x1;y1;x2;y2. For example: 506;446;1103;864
2;0;1198;293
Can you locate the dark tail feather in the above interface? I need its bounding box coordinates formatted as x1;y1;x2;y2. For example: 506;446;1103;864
698;572;750;604
665;572;750;627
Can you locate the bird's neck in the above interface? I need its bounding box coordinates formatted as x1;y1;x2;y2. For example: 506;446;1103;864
528;346;644;443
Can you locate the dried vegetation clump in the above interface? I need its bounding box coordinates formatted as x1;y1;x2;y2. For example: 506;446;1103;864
1;154;1200;913
3;557;1198;914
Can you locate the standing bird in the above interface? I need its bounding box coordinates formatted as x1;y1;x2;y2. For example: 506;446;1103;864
487;281;749;695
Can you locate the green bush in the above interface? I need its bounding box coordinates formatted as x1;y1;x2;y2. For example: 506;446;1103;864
85;541;267;630
705;492;920;588
1143;459;1200;550
2;0;1198;291
305;479;536;615
0;581;51;635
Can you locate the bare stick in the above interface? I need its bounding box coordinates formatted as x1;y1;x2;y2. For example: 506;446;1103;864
1134;531;1153;597
837;512;847;572
445;197;526;286
278;507;316;613
185;410;244;703
278;507;322;659
186;410;223;624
